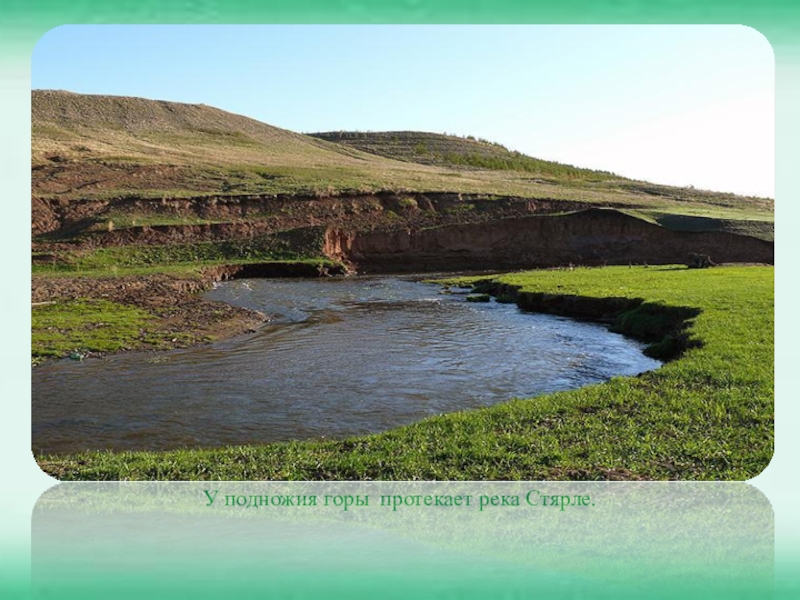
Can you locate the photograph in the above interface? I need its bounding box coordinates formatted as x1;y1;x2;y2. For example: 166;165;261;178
30;25;774;481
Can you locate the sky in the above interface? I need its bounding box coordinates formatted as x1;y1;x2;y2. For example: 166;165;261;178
32;25;774;198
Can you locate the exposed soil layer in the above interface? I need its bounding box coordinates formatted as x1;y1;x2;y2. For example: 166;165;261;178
32;191;596;242
325;209;774;272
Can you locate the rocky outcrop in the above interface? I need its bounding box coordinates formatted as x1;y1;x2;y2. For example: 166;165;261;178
324;209;774;272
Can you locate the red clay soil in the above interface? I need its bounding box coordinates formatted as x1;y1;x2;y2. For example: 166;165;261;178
325;209;775;273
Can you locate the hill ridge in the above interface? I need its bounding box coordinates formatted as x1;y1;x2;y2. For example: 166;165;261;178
31;90;774;228
309;129;620;181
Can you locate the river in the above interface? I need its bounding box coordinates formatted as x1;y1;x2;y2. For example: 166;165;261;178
32;276;661;454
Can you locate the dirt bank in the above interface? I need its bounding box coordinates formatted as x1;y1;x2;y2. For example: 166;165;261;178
31;258;355;361
325;208;774;272
467;278;702;361
31;270;264;360
32;190;596;241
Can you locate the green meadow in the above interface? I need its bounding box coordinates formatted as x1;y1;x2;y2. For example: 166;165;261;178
38;265;773;481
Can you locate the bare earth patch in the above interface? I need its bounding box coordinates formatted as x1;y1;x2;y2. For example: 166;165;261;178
32;272;266;360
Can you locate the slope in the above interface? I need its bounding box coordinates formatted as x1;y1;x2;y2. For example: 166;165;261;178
31;91;770;217
32;90;774;251
310;130;616;181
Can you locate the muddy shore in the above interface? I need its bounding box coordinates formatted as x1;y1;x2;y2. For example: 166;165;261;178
31;258;356;361
31;270;267;360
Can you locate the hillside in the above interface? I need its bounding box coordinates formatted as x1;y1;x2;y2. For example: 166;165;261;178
32;90;774;255
310;130;617;180
310;130;774;219
37;90;621;202
33;91;770;210
33;90;362;163
33;89;425;199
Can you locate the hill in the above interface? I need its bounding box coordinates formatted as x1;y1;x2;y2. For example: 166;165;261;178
31;90;773;253
310;130;774;224
310;130;617;180
37;90;622;201
32;89;418;198
33;91;770;212
33;90;357;162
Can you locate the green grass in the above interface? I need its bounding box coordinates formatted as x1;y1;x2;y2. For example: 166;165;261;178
32;299;162;360
32;228;331;276
33;262;210;279
38;265;773;481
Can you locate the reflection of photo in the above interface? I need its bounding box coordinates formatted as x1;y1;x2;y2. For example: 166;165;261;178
31;26;773;481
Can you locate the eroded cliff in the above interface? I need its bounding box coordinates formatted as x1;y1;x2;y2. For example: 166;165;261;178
324;208;774;272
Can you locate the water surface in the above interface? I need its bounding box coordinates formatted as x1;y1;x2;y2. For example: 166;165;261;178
32;276;661;454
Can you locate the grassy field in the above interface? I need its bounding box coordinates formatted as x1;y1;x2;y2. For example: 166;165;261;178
37;265;773;481
31;281;211;363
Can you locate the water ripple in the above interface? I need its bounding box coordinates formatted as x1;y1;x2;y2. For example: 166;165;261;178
32;276;661;454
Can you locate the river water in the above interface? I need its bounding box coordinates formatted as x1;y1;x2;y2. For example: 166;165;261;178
32;276;661;454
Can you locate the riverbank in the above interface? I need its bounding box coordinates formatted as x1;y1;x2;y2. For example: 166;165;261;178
31;260;344;363
37;264;773;481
